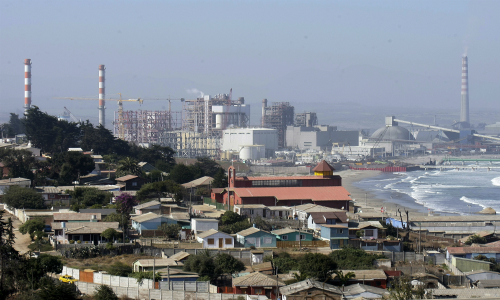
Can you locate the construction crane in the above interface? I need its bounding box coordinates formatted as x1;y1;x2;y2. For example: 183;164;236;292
64;107;80;123
54;94;143;139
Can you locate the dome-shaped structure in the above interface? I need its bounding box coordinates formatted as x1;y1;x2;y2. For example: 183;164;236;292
371;126;414;140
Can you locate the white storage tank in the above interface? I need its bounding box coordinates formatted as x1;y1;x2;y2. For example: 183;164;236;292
240;145;265;160
215;114;223;129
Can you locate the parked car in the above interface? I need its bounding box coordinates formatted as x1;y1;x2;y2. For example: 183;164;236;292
58;275;78;284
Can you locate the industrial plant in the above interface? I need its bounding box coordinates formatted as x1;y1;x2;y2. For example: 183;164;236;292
19;56;500;164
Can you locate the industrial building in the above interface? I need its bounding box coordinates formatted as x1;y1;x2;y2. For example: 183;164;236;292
213;161;353;211
221;128;278;160
262;100;294;149
286;125;359;151
294;112;317;127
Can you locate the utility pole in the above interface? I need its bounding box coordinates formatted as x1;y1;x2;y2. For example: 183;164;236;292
275;266;279;300
419;222;422;254
298;219;301;250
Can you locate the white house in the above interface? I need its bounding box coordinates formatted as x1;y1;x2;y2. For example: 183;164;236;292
191;218;218;233
307;211;348;231
358;221;384;239
196;229;234;249
266;206;293;219
234;204;267;218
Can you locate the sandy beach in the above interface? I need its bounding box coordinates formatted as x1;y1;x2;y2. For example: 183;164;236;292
335;169;423;218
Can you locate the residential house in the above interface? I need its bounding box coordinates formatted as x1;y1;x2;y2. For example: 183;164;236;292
251;262;273;275
320;225;349;249
234;204;268;218
342;283;390;299
465;270;500;282
279;279;343;300
271;228;313;242
236;227;276;248
133;200;161;215
51;221;120;245
0;162;9;177
0;177;31;194
191;218;218;233
196;229;234;248
447;246;500;263
308;211;348;231
232;272;285;299
53;212;101;223
115;175;147;191
266;206;293;219
166;251;191;263
451;257;492;273
182;176;214;195
333;270;388;289
191;204;224;218
356;221;385;239
131;212;177;235
80;209;117;219
408;215;500;239
132;258;183;272
35;186;71;204
351;239;402;252
138;162;157;173
210;188;224;204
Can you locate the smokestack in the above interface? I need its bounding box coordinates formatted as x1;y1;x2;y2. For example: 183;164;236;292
261;98;267;127
460;55;469;124
24;59;32;115
98;65;105;127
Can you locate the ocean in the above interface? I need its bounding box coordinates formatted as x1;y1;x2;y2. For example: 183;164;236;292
353;162;500;216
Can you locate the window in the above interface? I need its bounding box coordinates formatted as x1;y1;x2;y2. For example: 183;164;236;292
281;235;288;241
365;229;374;236
254;288;262;294
49;194;55;199
207;238;214;245
300;234;306;240
132;182;138;186
225;238;232;245
246;238;255;244
249;209;254;215
263;237;272;244
338;229;344;234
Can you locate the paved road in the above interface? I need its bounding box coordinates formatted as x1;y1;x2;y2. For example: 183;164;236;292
2;212;32;254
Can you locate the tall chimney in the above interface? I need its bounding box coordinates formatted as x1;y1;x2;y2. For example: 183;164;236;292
24;59;32;115
460;55;469;124
98;65;106;127
261;98;267;127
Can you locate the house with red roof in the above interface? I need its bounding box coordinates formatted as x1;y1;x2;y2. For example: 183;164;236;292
212;161;352;210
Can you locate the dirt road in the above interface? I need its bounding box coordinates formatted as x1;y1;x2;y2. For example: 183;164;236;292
2;212;32;254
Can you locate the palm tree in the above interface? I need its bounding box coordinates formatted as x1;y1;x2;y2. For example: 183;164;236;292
334;270;355;291
117;157;142;177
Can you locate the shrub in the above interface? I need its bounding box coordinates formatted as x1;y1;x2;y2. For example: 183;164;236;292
77;240;81;244
93;284;118;300
69;240;74;244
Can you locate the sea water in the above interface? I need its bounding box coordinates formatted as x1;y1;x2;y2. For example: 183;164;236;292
353;162;500;216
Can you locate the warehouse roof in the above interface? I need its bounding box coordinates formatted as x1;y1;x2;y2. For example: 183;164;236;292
231;186;351;202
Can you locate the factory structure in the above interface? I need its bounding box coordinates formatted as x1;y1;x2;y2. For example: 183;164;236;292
20;55;500;161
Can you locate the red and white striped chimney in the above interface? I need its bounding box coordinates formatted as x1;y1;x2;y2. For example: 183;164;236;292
98;65;105;126
24;59;32;115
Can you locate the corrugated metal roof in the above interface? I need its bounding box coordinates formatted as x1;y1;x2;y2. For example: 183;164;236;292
236;175;329;181
234;204;267;209
280;279;342;296
169;251;191;261
342;283;389;296
134;200;161;210
134;259;183;267
271;228;299;235
448;247;500;254
181;176;214;189
236;227;266;237
115;175;139;181
53;213;101;221
131;212;163;223
232;186;351;201
51;221;120;234
310;212;348;223
196;229;220;239
233;272;285;287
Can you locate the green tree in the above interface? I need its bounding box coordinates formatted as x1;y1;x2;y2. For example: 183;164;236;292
271;252;298;273
381;221;398;237
221;211;245;225
334;270;355;287
19;218;45;240
356;229;365;238
298;253;337;282
101;228;119;241
48;151;95;185
158;223;182;239
329;246;386;270
388;275;413;300
68;187;113;209
136;180;183;202
93;284;119;300
38;278;79;300
215;253;246;279
2;185;45;209
0;210;19;298
116;157;142;177
465;234;487;245
183;250;221;282
191;157;222;178
169;163;195;184
128;271;161;282
107;262;133;277
219;220;251;234
104;213;128;229
211;167;228;188
39;254;63;275
0;148;38;180
253;216;272;231
1;113;25;137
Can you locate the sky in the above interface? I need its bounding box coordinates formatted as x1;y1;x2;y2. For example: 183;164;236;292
1;0;499;130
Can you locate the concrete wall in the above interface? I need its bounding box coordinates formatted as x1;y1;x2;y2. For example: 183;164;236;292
453;257;491;273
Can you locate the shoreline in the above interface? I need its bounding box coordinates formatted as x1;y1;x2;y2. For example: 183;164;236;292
336;169;424;218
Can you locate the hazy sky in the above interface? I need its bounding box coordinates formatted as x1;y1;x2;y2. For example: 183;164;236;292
1;0;499;129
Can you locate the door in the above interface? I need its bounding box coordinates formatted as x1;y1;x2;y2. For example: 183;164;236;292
263;209;266;218
219;238;223;248
256;238;261;247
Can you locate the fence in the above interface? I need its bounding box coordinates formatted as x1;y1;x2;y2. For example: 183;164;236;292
61;266;153;288
276;240;329;248
203;198;230;211
74;282;267;300
159;281;209;291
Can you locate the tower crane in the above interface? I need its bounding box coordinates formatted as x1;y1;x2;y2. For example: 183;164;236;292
63;107;80;123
